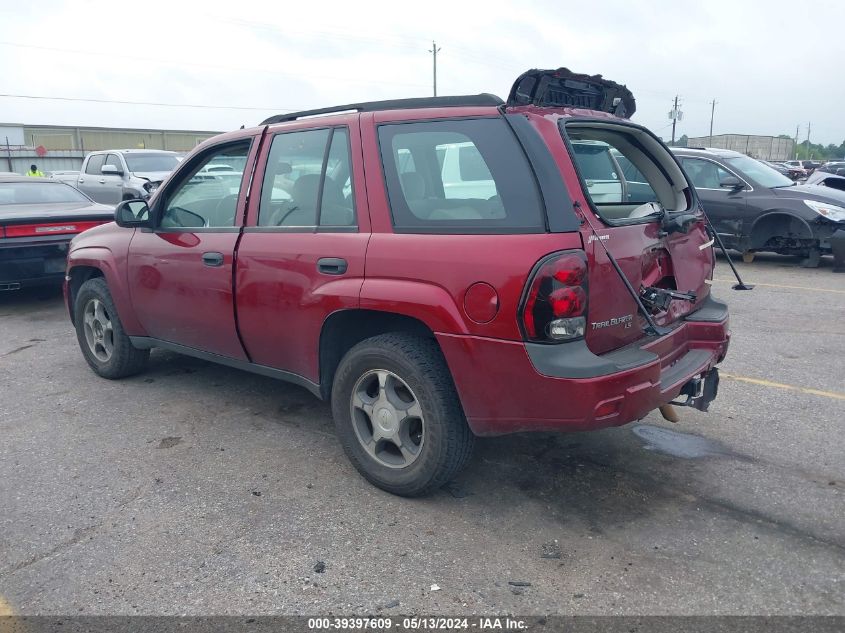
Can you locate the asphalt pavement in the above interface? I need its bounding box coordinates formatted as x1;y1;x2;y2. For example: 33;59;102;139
1;253;843;616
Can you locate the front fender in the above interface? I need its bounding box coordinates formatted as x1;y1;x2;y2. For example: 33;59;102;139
67;245;147;336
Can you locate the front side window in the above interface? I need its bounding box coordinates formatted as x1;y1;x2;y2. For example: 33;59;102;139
378;118;544;232
160;142;250;229
258;127;356;228
680;158;735;189
104;154;123;172
85;154;105;175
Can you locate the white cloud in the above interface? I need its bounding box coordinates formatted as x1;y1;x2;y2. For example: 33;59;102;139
1;0;842;145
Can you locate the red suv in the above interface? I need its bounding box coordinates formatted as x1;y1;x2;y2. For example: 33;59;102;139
65;69;730;496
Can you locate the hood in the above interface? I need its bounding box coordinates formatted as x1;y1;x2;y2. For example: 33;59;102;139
130;171;171;182
0;201;114;222
507;68;636;118
771;183;845;206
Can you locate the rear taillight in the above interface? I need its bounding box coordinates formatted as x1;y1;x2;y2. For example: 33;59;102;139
3;220;106;238
520;250;588;342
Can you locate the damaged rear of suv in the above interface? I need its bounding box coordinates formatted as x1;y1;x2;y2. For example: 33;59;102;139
66;68;732;496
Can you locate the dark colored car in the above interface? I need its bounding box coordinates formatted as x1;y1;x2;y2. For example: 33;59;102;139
805;170;845;192
64;68;730;496
801;160;822;175
0;176;114;291
762;161;804;181
817;161;845;177
672;148;845;267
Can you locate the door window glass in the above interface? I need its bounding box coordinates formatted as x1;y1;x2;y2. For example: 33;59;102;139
681;158;733;189
258;127;356;228
160;142;250;228
85;154;105;175
104;154;123;172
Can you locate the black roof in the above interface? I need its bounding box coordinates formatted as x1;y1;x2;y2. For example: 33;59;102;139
260;94;504;125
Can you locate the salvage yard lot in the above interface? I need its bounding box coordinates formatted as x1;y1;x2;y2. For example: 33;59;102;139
1;255;843;615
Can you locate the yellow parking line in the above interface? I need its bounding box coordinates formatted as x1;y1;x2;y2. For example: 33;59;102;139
0;595;14;615
721;372;845;401
713;279;845;294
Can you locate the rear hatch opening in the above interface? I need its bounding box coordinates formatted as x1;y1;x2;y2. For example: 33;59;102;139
557;119;714;355
561;119;695;226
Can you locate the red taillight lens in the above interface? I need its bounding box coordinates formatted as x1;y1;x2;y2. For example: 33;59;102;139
549;286;586;317
521;250;588;342
4;220;106;238
551;255;586;286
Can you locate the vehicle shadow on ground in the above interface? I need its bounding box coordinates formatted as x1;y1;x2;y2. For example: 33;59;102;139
137;347;717;536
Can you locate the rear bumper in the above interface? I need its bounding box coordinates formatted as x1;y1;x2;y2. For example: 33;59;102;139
438;297;730;436
0;238;70;288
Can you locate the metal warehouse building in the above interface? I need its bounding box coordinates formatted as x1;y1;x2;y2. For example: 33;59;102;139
1;123;222;174
686;134;795;161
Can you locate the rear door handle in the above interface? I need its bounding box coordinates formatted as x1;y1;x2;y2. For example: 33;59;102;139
202;251;224;267
317;257;348;275
98;179;106;184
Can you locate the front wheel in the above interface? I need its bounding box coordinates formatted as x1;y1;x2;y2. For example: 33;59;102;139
331;334;474;497
74;277;149;379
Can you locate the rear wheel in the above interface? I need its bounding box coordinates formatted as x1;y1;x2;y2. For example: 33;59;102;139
331;333;474;497
74;277;149;379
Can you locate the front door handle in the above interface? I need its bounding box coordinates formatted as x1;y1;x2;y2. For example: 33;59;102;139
317;257;348;275
202;251;224;267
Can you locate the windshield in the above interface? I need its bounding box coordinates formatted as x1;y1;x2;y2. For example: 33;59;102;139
0;181;90;209
725;156;794;188
124;154;180;172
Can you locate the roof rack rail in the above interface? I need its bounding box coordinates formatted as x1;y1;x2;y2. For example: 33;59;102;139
260;94;504;125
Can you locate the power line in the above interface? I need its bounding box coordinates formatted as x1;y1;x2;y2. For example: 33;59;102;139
0;41;431;90
0;93;298;112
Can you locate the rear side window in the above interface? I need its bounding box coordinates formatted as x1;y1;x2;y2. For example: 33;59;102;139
258;127;356;228
378;118;544;233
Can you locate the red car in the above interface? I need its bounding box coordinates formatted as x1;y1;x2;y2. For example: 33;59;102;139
65;69;730;496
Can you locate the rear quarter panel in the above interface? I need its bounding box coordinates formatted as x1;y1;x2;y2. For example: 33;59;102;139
359;110;583;338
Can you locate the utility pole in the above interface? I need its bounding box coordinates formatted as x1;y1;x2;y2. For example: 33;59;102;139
708;99;717;146
806;122;811;160
668;96;683;145
794;124;800;159
428;40;441;97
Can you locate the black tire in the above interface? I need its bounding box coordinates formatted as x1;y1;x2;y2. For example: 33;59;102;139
74;277;149;379
331;333;474;497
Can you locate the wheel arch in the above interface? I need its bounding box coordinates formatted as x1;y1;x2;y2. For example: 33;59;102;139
318;309;441;400
66;247;146;335
66;265;104;323
748;210;815;250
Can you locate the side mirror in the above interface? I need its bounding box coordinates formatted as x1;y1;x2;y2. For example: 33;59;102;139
101;164;124;176
115;199;151;228
719;175;743;190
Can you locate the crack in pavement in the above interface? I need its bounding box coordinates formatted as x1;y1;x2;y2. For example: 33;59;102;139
1;525;99;578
